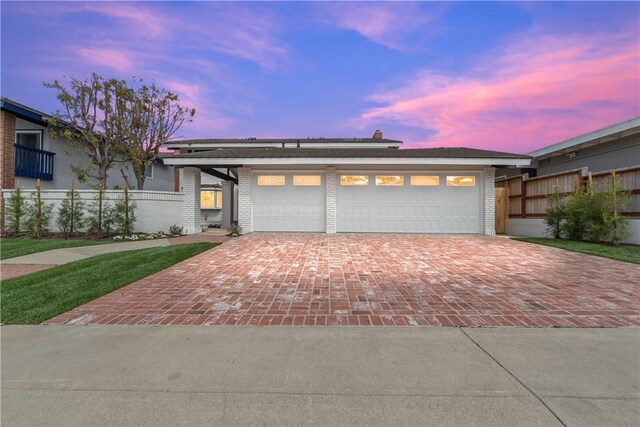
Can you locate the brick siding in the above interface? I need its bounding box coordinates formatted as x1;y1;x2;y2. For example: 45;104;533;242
237;166;252;233
0;110;16;189
483;166;496;235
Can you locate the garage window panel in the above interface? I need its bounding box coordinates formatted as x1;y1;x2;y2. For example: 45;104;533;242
258;175;286;186
410;175;440;186
293;175;322;186
376;175;404;186
446;176;476;187
340;175;369;186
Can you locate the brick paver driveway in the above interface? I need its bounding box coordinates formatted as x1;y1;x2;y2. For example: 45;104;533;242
47;234;640;327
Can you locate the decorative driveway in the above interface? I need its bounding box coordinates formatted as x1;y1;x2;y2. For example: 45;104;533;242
46;234;640;327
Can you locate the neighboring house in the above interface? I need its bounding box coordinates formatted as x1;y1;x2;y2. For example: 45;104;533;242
0;97;176;191
162;133;531;234
495;116;640;244
496;116;640;179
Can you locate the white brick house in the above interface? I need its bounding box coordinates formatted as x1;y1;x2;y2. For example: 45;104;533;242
162;134;530;235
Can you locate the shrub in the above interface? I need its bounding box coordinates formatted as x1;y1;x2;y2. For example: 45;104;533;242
607;171;630;246
545;184;565;239
169;224;183;236
561;183;590;241
113;186;136;235
56;183;85;239
228;223;242;237
87;186;116;237
23;180;53;239
5;185;26;235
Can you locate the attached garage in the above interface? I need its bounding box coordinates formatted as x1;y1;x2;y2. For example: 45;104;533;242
252;173;325;232
336;173;481;233
162;140;532;236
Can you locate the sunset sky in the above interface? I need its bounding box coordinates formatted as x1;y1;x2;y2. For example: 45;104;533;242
1;1;638;153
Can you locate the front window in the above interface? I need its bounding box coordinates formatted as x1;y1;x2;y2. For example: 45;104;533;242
15;130;42;149
145;164;154;179
340;175;369;186
201;190;223;209
446;176;476;186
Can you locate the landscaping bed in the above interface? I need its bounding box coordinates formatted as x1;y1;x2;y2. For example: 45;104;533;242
1;242;217;324
513;237;640;264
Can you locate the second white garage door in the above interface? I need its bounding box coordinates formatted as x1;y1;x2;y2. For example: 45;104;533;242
252;173;325;232
336;173;481;233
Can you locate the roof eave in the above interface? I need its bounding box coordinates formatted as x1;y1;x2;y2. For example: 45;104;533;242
528;116;640;159
162;156;531;167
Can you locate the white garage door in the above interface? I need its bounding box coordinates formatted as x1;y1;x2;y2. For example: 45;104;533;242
336;173;481;233
252;173;325;232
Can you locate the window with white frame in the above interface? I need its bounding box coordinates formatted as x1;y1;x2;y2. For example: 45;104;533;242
15;130;43;149
200;190;223;209
145;164;154;179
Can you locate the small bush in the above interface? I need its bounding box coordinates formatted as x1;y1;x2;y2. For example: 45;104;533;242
23;181;53;239
545;185;565;239
113;186;136;235
5;186;26;235
228;223;242;237
169;224;183;236
56;184;85;239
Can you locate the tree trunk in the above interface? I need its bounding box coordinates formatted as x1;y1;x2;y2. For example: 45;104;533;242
136;174;145;191
98;164;109;189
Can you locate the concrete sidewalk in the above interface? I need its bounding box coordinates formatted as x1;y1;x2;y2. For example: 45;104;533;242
1;239;171;266
2;326;638;426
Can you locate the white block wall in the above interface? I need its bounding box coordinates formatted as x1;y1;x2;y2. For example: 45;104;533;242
483;167;496;236
1;189;183;234
181;167;201;235
238;167;252;233
325;167;336;234
221;180;233;228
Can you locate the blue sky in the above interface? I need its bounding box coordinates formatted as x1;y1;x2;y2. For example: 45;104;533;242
1;1;638;152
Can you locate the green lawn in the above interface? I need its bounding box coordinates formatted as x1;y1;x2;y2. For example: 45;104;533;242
1;242;217;324
513;237;640;264
0;238;115;260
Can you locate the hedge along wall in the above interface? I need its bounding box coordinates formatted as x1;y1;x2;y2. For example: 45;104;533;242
1;189;184;234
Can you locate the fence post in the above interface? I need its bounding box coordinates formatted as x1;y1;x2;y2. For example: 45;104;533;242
521;175;527;218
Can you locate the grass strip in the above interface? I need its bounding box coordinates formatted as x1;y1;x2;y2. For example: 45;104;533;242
513;237;640;264
1;242;217;324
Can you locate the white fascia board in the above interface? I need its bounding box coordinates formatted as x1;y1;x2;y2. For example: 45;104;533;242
164;142;402;149
528;116;640;158
163;157;531;167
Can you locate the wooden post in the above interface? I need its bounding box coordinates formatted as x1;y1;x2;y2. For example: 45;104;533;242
521;175;527;218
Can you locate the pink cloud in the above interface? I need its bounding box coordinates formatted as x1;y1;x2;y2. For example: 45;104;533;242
76;47;136;73
80;2;168;39
358;30;640;152
158;78;233;139
320;2;436;51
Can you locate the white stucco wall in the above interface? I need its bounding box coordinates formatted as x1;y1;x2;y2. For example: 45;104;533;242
1;189;183;234
14;118;175;191
506;218;640;245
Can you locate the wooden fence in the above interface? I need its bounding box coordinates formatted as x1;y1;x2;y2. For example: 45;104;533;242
495;166;640;218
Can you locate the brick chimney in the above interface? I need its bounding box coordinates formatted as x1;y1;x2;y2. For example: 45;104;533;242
372;129;383;139
0;109;16;189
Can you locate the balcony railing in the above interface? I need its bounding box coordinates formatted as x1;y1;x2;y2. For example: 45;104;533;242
14;144;55;181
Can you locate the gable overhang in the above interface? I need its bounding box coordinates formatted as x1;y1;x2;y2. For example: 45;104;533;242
163;156;531;167
0;99;47;126
528;116;640;160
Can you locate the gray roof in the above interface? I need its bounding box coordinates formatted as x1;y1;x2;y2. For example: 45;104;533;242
162;147;530;159
167;137;402;145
